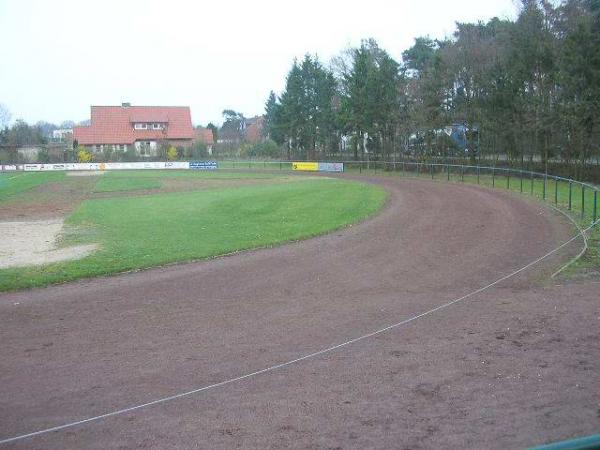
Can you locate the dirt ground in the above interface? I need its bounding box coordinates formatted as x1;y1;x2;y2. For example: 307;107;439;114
0;176;598;449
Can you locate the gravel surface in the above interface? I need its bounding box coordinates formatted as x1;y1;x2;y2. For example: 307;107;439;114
0;176;597;450
0;219;97;269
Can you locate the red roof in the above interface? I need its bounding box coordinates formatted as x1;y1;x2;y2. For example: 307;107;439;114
74;106;195;145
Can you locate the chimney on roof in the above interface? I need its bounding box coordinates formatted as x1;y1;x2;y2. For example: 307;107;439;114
122;102;131;108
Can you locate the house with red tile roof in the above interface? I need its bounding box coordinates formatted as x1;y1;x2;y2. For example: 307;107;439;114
73;104;195;156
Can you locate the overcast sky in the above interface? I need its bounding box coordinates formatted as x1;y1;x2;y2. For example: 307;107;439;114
0;0;517;126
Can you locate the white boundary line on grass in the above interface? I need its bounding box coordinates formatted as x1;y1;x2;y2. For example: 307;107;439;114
1;219;598;446
547;204;589;278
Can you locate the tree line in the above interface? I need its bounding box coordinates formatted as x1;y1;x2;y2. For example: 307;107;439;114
264;0;600;177
0;103;77;148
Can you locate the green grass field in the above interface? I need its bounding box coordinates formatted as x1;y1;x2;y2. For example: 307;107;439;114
0;174;386;291
0;171;66;200
0;164;596;290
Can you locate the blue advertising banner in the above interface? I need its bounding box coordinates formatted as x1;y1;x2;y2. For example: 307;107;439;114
318;162;344;173
190;161;218;170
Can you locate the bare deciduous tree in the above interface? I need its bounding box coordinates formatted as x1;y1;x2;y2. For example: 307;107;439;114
0;103;11;128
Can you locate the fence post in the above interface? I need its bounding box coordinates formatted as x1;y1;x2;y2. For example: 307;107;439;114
543;175;547;200
554;178;558;205
233;160;236;169
520;170;523;193
280;161;282;171
402;160;405;174
431;163;434;179
530;172;534;195
582;186;585;219
477;165;480;184
492;167;495;187
569;181;572;210
447;164;450;181
507;171;510;189
417;163;420;177
359;161;362;174
461;165;464;182
594;190;598;224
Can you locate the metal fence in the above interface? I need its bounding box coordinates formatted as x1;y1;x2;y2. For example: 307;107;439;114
216;159;599;226
2;158;596;225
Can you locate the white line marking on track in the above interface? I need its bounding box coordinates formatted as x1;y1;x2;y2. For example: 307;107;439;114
1;219;598;446
547;205;589;278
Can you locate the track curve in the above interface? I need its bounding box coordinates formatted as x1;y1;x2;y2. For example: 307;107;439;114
0;176;589;449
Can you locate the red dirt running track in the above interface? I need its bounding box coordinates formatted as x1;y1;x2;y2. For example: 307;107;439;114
1;177;599;449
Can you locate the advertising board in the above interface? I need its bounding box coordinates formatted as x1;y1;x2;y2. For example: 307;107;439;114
190;161;218;170
292;162;319;171
318;162;344;172
292;162;343;172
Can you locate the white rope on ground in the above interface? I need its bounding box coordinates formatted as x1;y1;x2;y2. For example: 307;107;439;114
547;204;589;278
1;219;598;447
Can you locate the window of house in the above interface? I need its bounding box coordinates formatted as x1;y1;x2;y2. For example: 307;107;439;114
134;123;147;130
152;123;161;130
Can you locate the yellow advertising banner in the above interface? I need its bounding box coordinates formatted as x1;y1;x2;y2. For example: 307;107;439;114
292;162;319;171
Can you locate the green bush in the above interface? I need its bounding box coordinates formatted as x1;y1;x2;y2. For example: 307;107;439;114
167;146;179;161
77;146;93;163
37;148;50;163
189;141;208;159
249;139;281;158
123;146;139;162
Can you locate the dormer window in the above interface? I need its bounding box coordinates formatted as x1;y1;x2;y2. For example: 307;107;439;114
134;123;148;130
152;123;161;130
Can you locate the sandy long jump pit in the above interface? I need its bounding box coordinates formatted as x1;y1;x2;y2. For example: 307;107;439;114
0;219;97;269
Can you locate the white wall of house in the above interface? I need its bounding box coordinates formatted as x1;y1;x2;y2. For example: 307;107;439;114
90;144;128;153
52;129;73;141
